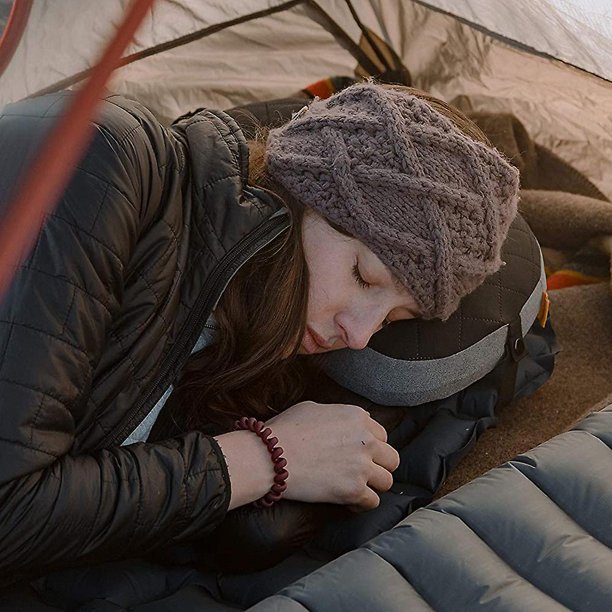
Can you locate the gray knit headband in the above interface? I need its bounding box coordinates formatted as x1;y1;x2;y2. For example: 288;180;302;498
266;83;520;320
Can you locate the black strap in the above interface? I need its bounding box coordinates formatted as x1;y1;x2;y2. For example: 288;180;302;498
344;0;392;72
499;316;529;407
305;0;383;76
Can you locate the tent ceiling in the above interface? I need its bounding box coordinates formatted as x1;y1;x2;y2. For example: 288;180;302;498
1;0;610;107
0;0;610;198
421;0;612;81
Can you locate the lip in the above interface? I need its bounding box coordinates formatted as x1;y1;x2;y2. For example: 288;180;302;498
308;326;333;350
301;326;333;354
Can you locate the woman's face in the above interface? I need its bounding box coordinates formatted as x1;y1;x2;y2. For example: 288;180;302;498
299;209;421;355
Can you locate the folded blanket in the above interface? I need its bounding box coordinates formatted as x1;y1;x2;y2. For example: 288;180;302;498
467;112;612;292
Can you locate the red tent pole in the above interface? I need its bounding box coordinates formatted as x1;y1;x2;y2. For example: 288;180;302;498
0;0;155;299
0;0;33;80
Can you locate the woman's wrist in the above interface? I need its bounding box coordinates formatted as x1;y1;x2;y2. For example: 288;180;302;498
213;430;275;511
234;417;288;507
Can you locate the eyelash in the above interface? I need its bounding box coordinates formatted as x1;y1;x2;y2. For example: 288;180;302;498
352;261;371;289
353;261;392;327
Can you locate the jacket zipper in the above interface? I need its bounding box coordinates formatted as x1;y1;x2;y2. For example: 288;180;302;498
98;211;290;449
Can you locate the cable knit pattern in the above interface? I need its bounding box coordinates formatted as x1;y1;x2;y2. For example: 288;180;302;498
266;83;520;320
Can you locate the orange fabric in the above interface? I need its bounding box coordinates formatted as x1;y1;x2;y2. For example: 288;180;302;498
303;78;335;99
537;291;550;327
547;269;606;290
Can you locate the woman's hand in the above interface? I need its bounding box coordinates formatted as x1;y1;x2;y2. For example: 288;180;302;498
268;401;400;511
215;401;400;512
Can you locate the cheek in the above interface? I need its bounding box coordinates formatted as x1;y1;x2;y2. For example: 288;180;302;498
306;275;330;320
306;267;350;322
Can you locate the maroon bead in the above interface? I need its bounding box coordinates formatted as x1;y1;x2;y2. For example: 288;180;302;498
271;447;283;461
274;463;289;478
235;416;288;507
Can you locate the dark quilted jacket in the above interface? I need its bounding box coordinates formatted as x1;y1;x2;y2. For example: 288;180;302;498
0;92;289;585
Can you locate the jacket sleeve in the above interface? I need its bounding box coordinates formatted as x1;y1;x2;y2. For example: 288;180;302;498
0;93;230;583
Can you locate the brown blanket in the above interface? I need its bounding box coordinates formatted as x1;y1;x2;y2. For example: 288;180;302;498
469;111;612;287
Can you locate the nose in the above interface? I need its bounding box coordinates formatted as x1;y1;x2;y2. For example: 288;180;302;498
338;311;383;351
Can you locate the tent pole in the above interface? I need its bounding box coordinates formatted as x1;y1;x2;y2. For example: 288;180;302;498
0;0;155;299
0;0;33;80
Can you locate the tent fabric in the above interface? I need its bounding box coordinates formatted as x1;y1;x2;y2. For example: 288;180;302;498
422;0;612;80
1;2;611;199
251;403;612;611
2;0;610;102
115;2;612;200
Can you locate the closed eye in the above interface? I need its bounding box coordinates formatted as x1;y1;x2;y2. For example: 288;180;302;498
352;260;371;289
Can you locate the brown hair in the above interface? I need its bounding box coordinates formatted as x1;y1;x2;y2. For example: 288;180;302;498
169;130;314;434
169;84;491;435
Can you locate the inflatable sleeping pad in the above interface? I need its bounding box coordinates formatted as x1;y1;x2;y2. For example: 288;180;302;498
252;404;612;612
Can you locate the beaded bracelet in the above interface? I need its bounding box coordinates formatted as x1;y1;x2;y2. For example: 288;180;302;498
234;416;288;508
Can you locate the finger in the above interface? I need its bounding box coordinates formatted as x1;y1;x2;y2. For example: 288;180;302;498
346;487;381;512
367;463;394;493
372;441;400;472
366;417;388;443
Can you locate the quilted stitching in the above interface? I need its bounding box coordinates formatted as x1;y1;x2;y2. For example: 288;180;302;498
0;93;257;580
